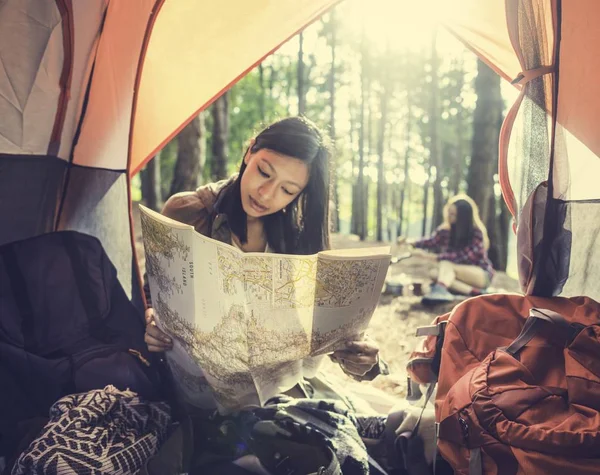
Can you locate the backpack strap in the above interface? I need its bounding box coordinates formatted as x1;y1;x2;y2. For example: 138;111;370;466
61;232;122;345
60;233;103;333
506;307;585;357
0;244;36;351
411;382;436;436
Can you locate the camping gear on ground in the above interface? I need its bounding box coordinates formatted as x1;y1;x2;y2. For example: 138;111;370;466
143;394;453;475
0;231;163;465
143;397;373;475
383;279;424;298
11;386;171;475
406;293;600;474
420;284;456;306
410;283;424;297
384;253;412;296
384;278;404;296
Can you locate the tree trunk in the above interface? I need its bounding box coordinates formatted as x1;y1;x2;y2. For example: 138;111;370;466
468;59;503;269
485;192;509;272
329;12;340;233
487;185;511;272
197;113;207;184
449;60;466;196
429;30;444;234
258;63;266;122
451;95;465;196
211;93;229;180
443;145;457;198
170;114;206;195
268;64;275;101
399;100;412;237
366;79;373;160
405;177;412;237
141;155;161;211
297;32;306;115
422;176;430;237
351;183;360;235
349;101;359;236
363;74;373;241
286;63;293;115
485;194;501;270
357;31;367;241
497;197;511;271
467;59;503;224
364;180;370;240
376;63;389;242
450;132;463;196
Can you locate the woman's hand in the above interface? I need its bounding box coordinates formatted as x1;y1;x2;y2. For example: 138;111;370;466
144;308;173;352
331;336;380;378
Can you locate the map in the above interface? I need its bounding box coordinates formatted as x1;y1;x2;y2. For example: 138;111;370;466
315;260;380;307
139;205;390;413
274;257;318;309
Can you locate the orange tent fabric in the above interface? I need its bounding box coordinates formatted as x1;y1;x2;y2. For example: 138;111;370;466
129;0;339;176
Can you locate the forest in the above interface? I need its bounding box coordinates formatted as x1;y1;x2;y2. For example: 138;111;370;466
133;0;517;274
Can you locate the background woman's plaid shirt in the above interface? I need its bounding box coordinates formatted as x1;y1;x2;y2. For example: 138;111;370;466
413;228;495;279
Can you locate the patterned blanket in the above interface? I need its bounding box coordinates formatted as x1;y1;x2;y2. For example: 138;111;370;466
12;386;170;475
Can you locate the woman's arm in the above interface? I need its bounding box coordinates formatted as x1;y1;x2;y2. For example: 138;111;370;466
411;228;446;252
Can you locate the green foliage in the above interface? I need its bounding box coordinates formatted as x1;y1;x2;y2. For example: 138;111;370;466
227;65;290;173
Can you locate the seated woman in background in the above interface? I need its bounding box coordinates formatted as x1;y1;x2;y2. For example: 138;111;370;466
144;116;387;411
402;194;494;304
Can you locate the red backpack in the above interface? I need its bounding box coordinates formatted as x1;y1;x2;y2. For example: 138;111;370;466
406;293;600;474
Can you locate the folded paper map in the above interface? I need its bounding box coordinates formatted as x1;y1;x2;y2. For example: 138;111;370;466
139;204;391;412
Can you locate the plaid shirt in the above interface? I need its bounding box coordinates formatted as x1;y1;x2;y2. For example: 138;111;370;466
414;228;495;279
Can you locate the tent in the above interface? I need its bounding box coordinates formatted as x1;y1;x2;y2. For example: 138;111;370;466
444;0;600;300
1;0;598;306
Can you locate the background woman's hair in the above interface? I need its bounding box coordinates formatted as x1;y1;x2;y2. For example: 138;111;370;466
445;194;490;250
227;116;331;254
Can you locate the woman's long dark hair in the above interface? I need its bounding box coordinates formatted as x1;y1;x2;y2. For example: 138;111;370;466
449;199;475;249
223;116;331;255
445;194;490;250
